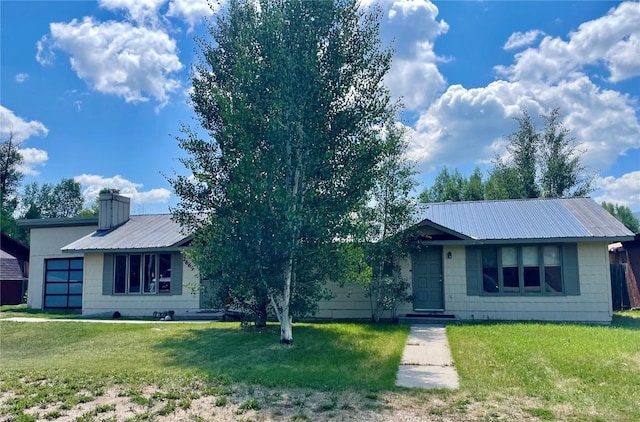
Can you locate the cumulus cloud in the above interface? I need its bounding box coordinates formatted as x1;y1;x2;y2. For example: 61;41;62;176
496;1;640;83
593;171;640;211
405;1;640;175
503;30;545;51
0;105;49;144
37;17;183;108
406;76;640;173
379;0;449;110
166;0;217;31
15;73;29;83
16;148;49;176
99;0;166;26
74;174;171;208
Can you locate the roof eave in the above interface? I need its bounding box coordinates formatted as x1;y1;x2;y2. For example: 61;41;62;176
18;217;99;229
61;245;188;254
415;219;476;241
417;235;636;246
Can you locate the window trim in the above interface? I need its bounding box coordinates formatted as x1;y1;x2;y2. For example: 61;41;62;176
480;244;565;296
113;253;172;295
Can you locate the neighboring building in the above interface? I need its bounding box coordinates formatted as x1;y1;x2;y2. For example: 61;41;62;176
609;235;640;310
20;195;634;323
0;233;30;305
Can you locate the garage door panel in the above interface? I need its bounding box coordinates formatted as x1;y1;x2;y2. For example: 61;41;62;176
44;258;83;310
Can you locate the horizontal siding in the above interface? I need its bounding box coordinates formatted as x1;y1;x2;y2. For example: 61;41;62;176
444;243;612;323
82;253;200;317
314;256;414;320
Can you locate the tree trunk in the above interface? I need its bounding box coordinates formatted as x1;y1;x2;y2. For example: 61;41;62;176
254;286;269;328
280;256;294;344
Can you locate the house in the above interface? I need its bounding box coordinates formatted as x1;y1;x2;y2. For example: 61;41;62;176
0;233;30;305
20;193;634;323
20;191;199;316
317;198;635;323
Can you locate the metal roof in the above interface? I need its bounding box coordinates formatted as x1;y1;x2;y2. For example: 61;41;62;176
62;214;191;252
415;197;634;241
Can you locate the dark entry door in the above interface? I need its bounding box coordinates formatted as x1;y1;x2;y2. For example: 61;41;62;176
412;247;443;310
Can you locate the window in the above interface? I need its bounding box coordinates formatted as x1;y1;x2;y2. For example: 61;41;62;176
481;245;563;295
44;258;83;308
114;253;171;294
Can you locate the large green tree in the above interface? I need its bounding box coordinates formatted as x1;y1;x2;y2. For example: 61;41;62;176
22;178;84;219
602;202;640;233
487;108;592;200
0;131;26;240
418;166;485;203
170;0;397;343
505;110;539;198
539;108;592;198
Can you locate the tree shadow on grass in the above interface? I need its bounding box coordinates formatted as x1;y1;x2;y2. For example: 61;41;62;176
154;322;408;391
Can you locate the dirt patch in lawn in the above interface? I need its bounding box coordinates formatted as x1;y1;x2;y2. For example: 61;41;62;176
0;383;572;422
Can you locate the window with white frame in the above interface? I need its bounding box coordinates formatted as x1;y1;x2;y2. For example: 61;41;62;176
114;253;171;294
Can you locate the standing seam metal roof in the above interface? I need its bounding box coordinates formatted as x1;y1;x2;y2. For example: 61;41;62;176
415;197;634;241
62;214;191;252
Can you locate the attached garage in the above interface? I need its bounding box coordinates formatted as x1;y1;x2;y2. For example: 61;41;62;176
44;257;84;309
18;216;99;311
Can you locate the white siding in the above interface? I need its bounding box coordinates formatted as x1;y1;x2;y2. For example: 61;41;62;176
82;253;201;317
314;256;414;320
443;243;612;323
315;242;613;323
27;225;97;309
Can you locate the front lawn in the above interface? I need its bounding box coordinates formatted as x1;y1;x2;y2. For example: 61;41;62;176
0;304;81;319
447;315;640;421
1;314;638;421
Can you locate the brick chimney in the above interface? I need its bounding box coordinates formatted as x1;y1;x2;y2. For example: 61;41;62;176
98;189;130;230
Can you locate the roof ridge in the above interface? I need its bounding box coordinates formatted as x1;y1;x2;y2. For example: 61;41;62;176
417;197;591;206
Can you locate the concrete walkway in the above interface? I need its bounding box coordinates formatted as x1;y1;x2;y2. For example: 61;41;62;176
396;325;459;389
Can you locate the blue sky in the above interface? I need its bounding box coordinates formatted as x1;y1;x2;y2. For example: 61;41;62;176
1;0;639;215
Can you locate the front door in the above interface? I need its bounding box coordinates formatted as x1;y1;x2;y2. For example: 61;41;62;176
412;247;443;311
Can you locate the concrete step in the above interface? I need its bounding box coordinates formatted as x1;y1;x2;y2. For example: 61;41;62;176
399;314;457;324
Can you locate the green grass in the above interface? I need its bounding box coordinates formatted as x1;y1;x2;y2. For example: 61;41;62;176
0;304;81;319
1;312;639;420
446;314;640;421
0;321;408;391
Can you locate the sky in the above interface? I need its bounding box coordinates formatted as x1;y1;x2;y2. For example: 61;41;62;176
1;0;639;215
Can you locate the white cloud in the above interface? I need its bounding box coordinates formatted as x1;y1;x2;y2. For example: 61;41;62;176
380;0;449;110
74;174;171;207
37;17;183;108
503;30;545;51
406;76;640;173
404;1;640;176
593;171;640;211
166;0;217;31
99;0;167;26
0;105;49;144
496;1;640;83
36;35;55;65
15;73;29;83
15;148;49;176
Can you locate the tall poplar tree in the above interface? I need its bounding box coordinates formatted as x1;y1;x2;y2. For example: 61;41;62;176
170;0;396;343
